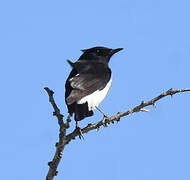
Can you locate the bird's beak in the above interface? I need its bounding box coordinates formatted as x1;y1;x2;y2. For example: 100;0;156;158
81;49;87;52
110;48;123;56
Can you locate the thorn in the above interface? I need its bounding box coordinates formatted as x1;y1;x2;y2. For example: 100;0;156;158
54;171;58;176
55;142;59;147
87;123;92;127
116;117;120;122
168;88;174;91
141;101;146;105
48;161;54;168
116;113;121;122
168;88;174;97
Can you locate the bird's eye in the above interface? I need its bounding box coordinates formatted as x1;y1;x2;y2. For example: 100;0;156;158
96;49;101;56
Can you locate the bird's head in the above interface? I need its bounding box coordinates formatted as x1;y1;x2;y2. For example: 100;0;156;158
79;46;123;63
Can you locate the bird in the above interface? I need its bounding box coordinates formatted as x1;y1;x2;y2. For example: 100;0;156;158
65;46;123;125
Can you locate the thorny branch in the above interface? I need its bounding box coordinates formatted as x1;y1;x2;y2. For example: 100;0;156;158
44;87;190;180
44;87;70;180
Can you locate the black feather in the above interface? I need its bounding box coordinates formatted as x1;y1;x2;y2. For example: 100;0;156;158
65;46;123;121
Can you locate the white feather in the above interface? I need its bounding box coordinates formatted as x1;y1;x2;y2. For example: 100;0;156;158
77;78;112;111
69;73;79;81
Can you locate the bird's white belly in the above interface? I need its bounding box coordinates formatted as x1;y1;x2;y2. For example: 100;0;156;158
77;78;112;111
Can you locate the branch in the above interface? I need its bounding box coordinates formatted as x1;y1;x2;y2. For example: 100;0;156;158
44;87;71;180
44;88;190;180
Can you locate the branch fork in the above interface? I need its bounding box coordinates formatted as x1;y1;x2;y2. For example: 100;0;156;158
44;87;190;180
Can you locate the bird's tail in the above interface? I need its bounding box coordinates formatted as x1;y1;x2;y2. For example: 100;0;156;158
74;103;93;121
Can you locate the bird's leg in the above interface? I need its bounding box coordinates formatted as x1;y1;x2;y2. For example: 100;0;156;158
95;106;109;127
75;121;84;139
95;106;109;118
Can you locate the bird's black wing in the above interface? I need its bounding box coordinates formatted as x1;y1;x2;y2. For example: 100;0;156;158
66;62;111;105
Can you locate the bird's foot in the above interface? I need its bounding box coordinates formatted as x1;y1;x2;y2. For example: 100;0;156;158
102;115;110;127
75;124;84;140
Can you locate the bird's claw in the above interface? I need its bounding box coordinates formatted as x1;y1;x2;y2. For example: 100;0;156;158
102;115;110;127
75;125;84;139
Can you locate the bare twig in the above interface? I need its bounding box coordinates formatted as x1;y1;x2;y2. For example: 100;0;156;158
44;87;71;180
44;88;190;180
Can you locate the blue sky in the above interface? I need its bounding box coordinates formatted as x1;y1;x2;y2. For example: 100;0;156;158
1;0;190;179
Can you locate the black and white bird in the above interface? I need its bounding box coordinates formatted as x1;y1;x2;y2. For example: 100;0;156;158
65;46;123;123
